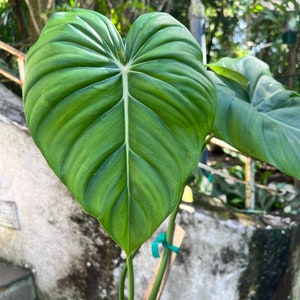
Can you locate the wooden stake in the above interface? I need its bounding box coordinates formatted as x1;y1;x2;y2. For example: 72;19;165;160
245;157;256;210
143;224;185;300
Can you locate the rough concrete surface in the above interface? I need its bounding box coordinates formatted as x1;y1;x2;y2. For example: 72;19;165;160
133;210;253;300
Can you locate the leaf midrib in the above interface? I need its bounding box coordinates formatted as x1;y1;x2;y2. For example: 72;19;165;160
122;63;131;248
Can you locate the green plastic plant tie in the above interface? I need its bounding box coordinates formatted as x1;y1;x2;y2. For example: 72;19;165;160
207;173;213;183
152;232;179;258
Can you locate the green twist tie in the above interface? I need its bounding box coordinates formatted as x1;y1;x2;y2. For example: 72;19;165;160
152;232;180;258
207;173;213;183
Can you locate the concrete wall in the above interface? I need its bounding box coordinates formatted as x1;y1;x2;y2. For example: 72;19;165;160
134;207;300;300
1;83;300;299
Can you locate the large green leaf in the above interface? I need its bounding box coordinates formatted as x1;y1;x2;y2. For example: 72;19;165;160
209;55;300;179
23;9;216;254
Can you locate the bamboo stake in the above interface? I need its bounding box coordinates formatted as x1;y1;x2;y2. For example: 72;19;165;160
0;41;26;88
0;41;26;60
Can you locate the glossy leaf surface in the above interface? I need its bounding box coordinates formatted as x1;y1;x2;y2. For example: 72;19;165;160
210;56;300;179
23;9;216;254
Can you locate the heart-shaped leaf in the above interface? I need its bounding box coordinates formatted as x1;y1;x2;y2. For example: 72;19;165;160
209;55;300;179
23;9;216;254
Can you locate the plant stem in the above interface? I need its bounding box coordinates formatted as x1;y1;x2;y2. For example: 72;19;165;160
126;252;135;300
148;201;181;300
119;263;127;300
203;132;214;150
119;248;139;300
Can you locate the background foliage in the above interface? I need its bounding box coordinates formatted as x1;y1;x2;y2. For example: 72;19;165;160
1;0;299;90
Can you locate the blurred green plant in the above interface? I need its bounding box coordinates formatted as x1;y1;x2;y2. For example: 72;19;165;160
0;0;18;43
193;155;300;214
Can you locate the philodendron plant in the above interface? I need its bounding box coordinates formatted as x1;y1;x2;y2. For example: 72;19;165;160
209;57;300;178
23;8;300;299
